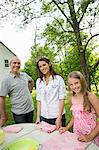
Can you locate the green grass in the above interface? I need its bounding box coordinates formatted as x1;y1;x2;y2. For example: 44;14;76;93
5;90;72;126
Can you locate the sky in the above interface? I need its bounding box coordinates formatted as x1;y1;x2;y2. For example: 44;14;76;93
0;22;35;68
0;15;49;69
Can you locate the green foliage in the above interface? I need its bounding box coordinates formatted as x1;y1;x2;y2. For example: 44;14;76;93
42;1;54;13
5;97;14;125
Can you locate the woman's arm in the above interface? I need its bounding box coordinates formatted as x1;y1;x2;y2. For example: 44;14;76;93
56;99;65;129
35;101;41;124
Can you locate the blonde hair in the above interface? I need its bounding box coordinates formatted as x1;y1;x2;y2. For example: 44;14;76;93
68;71;91;112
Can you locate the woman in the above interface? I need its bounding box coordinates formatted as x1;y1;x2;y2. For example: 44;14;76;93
36;57;66;129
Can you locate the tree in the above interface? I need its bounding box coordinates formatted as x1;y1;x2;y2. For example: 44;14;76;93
0;0;99;86
41;0;99;86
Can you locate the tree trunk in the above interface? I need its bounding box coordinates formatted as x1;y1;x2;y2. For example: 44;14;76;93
74;29;90;86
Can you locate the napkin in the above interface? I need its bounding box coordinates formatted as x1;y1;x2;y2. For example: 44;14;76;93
36;121;56;133
3;126;23;133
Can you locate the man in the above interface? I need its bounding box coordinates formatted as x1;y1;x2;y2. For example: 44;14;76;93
0;57;34;126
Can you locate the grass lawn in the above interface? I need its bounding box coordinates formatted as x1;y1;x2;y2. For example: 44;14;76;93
5;90;72;126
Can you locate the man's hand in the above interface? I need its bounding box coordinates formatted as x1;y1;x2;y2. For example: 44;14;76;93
0;112;8;127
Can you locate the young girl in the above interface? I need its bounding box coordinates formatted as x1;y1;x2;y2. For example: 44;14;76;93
36;57;66;129
59;71;99;145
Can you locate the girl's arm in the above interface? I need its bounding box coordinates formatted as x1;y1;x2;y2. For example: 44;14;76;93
66;97;74;130
59;97;74;133
56;99;65;129
66;116;74;130
88;92;99;117
78;122;99;142
59;116;74;134
35;101;41;124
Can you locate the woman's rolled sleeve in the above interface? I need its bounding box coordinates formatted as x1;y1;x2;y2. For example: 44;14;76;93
59;77;66;100
36;79;41;101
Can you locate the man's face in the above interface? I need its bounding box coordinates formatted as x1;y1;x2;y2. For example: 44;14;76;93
10;57;21;74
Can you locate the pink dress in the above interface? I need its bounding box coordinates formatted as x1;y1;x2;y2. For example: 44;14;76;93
70;99;96;135
70;99;99;147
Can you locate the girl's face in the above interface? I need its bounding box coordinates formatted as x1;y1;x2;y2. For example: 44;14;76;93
68;77;82;94
38;60;50;75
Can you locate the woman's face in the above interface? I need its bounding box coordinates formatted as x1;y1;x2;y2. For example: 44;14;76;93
38;60;50;75
68;77;82;94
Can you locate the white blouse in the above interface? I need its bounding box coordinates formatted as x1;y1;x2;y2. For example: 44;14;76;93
36;75;66;119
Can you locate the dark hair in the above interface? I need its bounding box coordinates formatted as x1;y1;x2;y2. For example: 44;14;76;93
68;71;91;112
37;57;57;80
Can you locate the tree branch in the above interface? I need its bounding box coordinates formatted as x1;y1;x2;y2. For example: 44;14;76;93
52;0;73;27
57;0;68;5
78;0;92;24
54;18;73;32
1;0;35;19
84;33;99;51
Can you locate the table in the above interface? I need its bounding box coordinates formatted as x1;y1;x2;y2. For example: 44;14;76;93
0;123;98;150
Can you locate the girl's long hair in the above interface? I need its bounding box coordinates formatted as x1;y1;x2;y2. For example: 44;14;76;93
37;57;57;80
68;71;91;112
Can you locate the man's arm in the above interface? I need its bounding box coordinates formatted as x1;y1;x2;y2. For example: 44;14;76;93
0;96;8;127
28;80;34;93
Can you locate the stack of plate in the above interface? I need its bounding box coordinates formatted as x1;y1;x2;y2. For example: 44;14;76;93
5;138;40;150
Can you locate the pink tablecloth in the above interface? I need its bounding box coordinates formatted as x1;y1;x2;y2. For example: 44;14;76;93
41;131;91;150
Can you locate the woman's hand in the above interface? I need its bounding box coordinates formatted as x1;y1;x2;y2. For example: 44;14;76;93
35;118;40;124
59;127;68;134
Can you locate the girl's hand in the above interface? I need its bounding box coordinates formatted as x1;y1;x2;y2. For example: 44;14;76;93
59;127;68;134
78;134;93;142
56;118;62;130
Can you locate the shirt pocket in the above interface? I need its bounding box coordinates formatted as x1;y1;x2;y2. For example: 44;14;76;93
52;83;59;92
